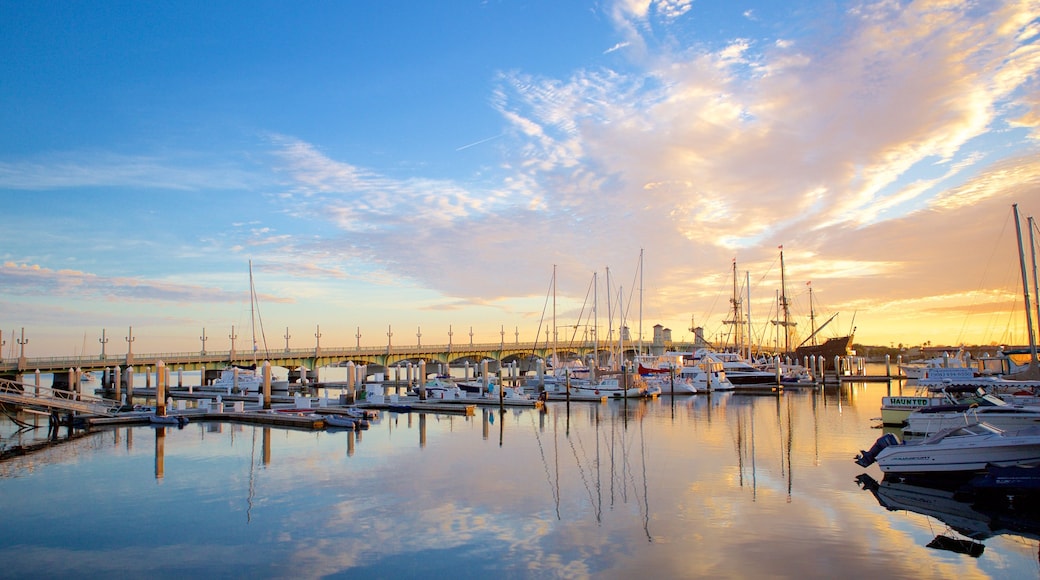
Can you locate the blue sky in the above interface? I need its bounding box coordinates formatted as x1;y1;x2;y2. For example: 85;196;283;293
2;0;1040;357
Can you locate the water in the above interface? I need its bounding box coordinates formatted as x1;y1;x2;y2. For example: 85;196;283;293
1;377;1038;579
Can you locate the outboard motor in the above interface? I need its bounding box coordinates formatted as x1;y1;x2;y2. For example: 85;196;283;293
854;433;899;467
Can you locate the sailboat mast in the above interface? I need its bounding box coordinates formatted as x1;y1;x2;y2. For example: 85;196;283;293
808;282;817;346
593;271;599;369
638;249;644;358
745;270;751;360
780;247;790;354
1030;216;1040;349
725;259;742;350
1013;204;1039;368
552;264;558;369
249;260;258;365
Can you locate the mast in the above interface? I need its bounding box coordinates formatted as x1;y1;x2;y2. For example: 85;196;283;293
618;286;625;370
779;247;790;354
638;249;644;358
552;264;558;369
593;271;599;369
808;282;817;347
745;270;751;359
770;246;797;354
1013;204;1039;372
249;260;258;365
723;259;743;350
1031;216;1040;348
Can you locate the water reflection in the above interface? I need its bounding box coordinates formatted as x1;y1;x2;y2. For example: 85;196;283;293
856;473;1040;561
3;384;1040;578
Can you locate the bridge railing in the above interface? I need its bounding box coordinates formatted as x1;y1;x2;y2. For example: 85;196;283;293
0;378;121;416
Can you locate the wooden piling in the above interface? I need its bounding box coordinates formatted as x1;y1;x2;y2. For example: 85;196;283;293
156;360;166;416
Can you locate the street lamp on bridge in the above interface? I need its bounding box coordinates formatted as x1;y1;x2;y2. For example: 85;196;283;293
99;328;108;360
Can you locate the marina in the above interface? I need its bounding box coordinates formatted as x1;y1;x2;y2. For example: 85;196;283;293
2;363;1040;578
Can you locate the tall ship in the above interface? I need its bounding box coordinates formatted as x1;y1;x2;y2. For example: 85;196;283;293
772;247;854;361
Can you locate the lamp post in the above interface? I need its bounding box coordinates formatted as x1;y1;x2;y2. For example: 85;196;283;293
284;327;291;353
124;326;134;365
98;328;109;360
200;328;207;355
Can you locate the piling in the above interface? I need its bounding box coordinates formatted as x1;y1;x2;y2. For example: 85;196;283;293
113;366;121;402
263;361;272;410
347;361;356;402
884;354;891;377
156;360;166;416
419;360;427;401
34;369;41;397
126;366;134;405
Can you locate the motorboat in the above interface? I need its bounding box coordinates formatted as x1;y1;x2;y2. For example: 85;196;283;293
917;366;1040;391
697;350;777;386
572;376;648;398
323;414;359;430
411;378;464;400
899;349;971;379
204;365;291;394
903;392;1040;436
855;421;1040;474
149;414;189;427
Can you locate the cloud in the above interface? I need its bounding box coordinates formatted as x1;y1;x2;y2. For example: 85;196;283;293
0;262;292;304
262;0;1040;343
0;151;260;191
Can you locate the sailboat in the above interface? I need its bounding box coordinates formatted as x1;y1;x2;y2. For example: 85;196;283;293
206;261;288;394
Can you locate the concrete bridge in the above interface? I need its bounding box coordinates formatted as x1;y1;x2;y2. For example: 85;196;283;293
0;340;679;379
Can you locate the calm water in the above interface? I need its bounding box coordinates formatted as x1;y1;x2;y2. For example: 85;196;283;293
2;376;1039;579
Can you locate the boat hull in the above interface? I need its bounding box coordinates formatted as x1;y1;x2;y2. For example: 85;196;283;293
877;434;1040;474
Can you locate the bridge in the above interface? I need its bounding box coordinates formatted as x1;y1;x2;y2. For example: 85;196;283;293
0;340;683;378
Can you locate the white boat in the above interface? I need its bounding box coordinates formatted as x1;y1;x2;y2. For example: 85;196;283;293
855;422;1040;474
899;349;971;379
149;414;188;426
903;392;1040;436
324;414;368;430
638;351;733;393
572;376;648;398
880;392;959;426
696;350;776;386
205;365;264;393
413;378;464;399
917;366;1040;391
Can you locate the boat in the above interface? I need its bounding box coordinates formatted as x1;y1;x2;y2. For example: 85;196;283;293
917;366;1040;391
855;421;1040;474
411;378;464;399
902;391;1040;436
572;375;648;398
343;406;379;420
638;351;733;393
149;414;189;427
323;414;359;430
900;349;971;379
880;390;963;426
205;364;264;394
698;350;776;386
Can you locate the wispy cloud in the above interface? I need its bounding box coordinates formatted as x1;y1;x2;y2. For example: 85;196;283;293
0;151;260;191
0;262;292;304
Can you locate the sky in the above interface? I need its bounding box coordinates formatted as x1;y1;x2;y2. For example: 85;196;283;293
2;0;1040;359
